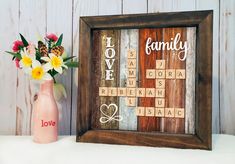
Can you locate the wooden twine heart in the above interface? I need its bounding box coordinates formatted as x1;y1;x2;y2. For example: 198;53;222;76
99;103;123;123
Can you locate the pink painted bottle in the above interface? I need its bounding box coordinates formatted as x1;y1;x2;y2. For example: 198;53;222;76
32;80;58;143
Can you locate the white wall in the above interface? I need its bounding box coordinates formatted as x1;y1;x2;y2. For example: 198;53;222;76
0;0;234;135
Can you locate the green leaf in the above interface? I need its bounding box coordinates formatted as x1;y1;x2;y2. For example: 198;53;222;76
19;33;29;46
5;51;22;59
65;61;79;68
55;34;63;46
63;56;77;62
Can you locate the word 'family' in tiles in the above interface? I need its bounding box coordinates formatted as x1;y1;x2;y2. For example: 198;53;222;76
99;49;186;119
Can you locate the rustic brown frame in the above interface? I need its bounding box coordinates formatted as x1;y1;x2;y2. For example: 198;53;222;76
77;10;213;150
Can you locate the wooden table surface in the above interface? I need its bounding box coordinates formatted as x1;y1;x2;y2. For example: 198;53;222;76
0;134;234;164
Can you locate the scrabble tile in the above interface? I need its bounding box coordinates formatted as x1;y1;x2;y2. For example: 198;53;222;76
108;87;117;96
155;98;165;108
166;69;175;79
127;59;136;68
145;88;155;97
99;87;108;96
127;49;137;58
176;69;186;79
175;108;185;118
136;107;145;116
146;69;156;79
156;60;165;69
117;88;126;96
126;88;136;97
165;108;175;117
126;97;136;107
155;79;165;88
145;107;155;116
127;69;136;78
126;78;136;87
155;89;165;97
136;88;145;97
155;108;164;117
156;70;165;79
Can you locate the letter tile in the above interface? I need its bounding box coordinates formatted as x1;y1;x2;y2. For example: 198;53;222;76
127;69;136;78
156;70;165;79
176;69;186;79
126;88;136;97
136;88;146;97
145;107;155;117
99;87;108;96
145;88;155;97
156;60;165;69
156;79;165;89
117;88;126;96
127;59;136;68
146;69;156;79
165;69;176;79
136;107;145;116
155;108;164;117
126;78;136;87
155;98;165;108
175;108;185;118
155;89;165;98
108;87;117;96
165;108;175;118
127;49;137;58
126;97;136;107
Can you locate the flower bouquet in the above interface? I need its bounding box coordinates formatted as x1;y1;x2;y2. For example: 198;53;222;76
6;33;78;82
6;33;78;143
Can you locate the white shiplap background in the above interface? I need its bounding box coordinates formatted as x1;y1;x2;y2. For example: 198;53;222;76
0;0;234;135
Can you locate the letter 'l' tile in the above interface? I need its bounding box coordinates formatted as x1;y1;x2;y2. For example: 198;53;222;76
126;97;136;107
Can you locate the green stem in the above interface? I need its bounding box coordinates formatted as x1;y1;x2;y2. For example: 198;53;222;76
52;76;56;84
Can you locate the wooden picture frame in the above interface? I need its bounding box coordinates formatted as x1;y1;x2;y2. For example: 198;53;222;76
76;10;212;150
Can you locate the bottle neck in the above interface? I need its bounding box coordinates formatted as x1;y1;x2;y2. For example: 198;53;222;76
39;80;54;94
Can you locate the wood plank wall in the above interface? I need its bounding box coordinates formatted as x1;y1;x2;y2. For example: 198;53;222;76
0;0;234;135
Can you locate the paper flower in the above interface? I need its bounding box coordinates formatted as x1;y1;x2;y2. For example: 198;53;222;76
29;60;52;80
19;48;36;73
41;53;68;74
46;33;58;42
12;40;23;52
15;58;20;68
27;43;36;55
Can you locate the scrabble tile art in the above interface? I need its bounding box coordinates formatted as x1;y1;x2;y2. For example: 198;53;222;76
77;11;212;149
92;27;196;134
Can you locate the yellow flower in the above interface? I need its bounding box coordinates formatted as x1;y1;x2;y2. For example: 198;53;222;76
41;53;68;74
19;48;35;73
29;60;52;81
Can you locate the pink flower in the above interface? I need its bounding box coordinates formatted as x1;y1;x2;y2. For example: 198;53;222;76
12;40;24;52
15;58;20;68
46;33;58;42
27;43;36;55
